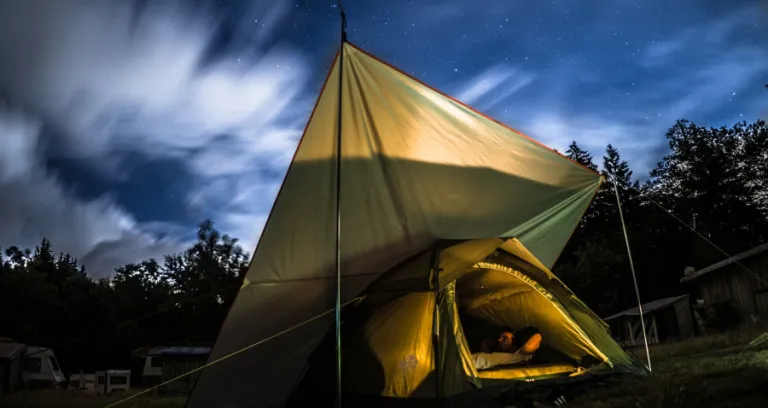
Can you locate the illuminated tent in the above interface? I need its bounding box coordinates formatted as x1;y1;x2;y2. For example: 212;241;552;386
186;42;647;408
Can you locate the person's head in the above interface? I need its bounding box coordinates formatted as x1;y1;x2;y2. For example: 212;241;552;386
496;330;515;351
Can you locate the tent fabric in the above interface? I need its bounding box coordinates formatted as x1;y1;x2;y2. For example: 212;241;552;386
475;363;580;380
367;238;505;294
188;42;605;408
342;292;436;398
475;247;642;372
436;282;480;396
286;243;646;401
456;265;607;364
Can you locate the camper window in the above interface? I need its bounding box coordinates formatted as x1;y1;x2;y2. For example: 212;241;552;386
110;375;128;385
151;357;164;368
24;357;42;373
48;356;60;372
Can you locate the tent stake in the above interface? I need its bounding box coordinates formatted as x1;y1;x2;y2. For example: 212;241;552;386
612;176;652;372
334;3;347;407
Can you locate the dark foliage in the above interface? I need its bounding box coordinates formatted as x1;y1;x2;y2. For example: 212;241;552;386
554;119;768;316
0;220;248;374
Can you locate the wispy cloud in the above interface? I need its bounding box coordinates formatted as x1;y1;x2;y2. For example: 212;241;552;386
641;8;747;68
0;106;184;276
455;66;535;111
643;40;684;67
448;6;768;177
0;0;309;273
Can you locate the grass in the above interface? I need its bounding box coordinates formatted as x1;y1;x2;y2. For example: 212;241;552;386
568;325;768;408
0;390;186;408
2;326;767;408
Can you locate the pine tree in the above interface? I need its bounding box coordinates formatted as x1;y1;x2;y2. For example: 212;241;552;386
565;141;598;171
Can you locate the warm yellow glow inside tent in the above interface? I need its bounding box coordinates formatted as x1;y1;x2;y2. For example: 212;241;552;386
456;264;607;365
330;238;641;399
342;292;436;398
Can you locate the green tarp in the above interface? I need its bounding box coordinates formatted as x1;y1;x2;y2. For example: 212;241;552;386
187;42;637;408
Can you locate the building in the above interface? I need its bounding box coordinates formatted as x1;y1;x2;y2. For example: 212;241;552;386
604;295;695;347
132;345;211;394
0;339;25;394
681;243;768;324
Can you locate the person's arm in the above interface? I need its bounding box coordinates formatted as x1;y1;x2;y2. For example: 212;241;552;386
519;333;542;355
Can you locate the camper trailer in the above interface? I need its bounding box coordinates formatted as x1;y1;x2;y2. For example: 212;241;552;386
132;346;211;391
69;372;95;392
94;370;131;395
0;339;66;391
21;346;66;389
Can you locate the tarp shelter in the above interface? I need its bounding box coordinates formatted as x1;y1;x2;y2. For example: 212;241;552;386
186;42;647;408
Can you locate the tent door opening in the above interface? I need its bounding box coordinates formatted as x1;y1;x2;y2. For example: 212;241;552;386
452;265;602;381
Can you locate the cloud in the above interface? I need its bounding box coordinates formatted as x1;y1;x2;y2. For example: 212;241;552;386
0;0;310;274
521;112;661;175
461;7;768;178
510;52;767;176
1;0;765;276
0;0;308;158
643;40;684;67
0;106;186;277
641;8;746;68
455;66;535;111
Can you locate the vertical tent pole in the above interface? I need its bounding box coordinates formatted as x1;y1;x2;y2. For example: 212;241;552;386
612;176;652;372
334;3;347;407
431;247;442;399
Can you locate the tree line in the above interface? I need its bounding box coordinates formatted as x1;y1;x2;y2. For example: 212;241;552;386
0;118;766;374
554;119;768;316
0;221;248;372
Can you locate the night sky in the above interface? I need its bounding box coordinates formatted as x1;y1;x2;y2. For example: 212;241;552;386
0;0;766;276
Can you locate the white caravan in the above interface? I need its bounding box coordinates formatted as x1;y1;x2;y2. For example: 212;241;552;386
22;346;66;389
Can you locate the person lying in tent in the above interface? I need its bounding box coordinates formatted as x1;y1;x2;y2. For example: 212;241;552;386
471;327;542;370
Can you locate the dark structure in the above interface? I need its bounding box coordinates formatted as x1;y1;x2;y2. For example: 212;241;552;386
681;243;768;325
0;338;25;394
604;295;694;347
132;346;211;394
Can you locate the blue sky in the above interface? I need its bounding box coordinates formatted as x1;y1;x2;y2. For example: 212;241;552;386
0;0;765;276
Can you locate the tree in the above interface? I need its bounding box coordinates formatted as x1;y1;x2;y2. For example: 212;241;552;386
557;143;671;314
555;239;634;315
557;142;601;265
738;120;768;216
0;219;249;373
565;141;598;171
165;220;249;342
648;120;768;262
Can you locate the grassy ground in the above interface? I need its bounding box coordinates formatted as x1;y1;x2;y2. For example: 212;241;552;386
568;325;768;408
2;326;767;408
0;390;186;408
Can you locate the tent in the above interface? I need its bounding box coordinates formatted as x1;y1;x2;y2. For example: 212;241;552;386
186;42;648;408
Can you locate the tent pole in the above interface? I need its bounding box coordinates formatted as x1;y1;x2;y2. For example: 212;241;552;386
334;3;347;407
431;247;442;400
612;176;652;372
